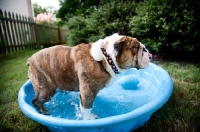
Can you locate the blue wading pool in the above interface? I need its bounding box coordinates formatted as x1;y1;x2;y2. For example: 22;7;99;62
18;63;173;132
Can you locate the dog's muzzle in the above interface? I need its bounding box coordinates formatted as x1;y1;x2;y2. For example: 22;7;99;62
135;47;152;70
143;48;152;60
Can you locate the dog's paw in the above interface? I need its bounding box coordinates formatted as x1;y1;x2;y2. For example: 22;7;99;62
83;113;98;120
80;106;98;120
40;109;50;115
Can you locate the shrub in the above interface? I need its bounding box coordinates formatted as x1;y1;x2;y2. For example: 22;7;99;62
65;0;138;45
129;0;200;59
65;16;90;46
88;0;137;38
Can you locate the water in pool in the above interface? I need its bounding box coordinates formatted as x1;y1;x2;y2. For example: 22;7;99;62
43;69;158;120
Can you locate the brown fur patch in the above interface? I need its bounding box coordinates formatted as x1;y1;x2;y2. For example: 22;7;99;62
115;36;142;69
29;44;110;113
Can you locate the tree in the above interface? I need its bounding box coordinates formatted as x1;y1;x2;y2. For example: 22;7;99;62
56;0;105;22
129;0;200;59
33;3;47;17
65;0;138;46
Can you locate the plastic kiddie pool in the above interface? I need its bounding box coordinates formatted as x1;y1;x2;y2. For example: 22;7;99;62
18;63;173;132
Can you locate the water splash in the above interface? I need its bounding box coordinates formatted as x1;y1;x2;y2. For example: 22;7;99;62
44;72;157;120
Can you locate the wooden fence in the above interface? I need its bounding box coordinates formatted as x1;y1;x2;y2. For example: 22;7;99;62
0;9;67;54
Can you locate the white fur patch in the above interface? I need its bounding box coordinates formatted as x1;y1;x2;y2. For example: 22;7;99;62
103;33;123;57
91;33;123;61
140;52;151;68
91;39;104;61
90;33;124;86
80;104;98;120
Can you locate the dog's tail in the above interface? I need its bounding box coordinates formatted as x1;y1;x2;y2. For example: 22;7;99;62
26;58;30;66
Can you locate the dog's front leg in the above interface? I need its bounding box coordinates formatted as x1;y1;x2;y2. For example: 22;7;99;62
79;92;98;120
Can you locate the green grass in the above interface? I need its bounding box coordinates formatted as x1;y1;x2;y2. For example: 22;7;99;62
0;49;49;132
135;62;200;132
0;49;200;132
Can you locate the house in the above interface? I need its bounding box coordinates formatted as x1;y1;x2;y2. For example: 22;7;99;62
0;0;34;18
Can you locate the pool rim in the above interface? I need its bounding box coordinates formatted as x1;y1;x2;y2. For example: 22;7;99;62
18;63;173;129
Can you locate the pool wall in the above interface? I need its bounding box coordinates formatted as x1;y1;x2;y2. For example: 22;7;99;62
18;63;173;132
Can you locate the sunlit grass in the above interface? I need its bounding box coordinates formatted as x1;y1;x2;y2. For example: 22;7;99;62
0;49;200;131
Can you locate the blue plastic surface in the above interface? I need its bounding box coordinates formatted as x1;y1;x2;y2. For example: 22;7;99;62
118;75;139;89
18;63;173;132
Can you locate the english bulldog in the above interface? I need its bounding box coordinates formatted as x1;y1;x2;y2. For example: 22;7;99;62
27;33;152;120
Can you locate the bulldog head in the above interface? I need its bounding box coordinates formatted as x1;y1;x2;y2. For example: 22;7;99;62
91;33;152;73
113;36;152;69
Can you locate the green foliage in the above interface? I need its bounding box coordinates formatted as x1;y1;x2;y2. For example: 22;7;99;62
57;0;105;23
65;16;89;46
64;0;200;59
65;0;138;46
129;0;200;58
88;0;137;37
33;3;47;17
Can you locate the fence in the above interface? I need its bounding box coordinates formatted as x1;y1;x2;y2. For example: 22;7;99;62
0;9;67;54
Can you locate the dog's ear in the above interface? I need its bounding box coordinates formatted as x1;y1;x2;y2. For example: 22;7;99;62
114;40;124;56
118;28;125;35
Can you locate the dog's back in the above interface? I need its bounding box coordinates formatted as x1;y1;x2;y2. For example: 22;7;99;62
28;45;80;91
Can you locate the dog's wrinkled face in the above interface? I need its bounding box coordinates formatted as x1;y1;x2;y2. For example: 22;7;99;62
113;36;152;69
91;33;152;71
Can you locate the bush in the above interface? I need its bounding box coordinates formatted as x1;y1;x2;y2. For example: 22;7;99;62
129;0;200;59
65;0;200;60
88;0;137;38
65;16;90;46
65;0;138;45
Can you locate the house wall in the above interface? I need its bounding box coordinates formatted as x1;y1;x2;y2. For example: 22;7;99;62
0;0;33;18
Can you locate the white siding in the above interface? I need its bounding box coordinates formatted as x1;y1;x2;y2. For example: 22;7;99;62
0;0;30;17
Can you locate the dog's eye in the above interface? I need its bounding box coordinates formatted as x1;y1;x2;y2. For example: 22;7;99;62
143;47;149;53
119;41;124;45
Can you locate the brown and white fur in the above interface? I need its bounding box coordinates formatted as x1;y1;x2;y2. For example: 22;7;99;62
27;33;152;120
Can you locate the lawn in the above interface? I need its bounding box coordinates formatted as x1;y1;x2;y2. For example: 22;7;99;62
135;62;200;132
0;49;49;132
0;49;199;132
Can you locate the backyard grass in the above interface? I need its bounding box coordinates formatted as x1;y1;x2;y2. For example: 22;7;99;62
135;62;200;132
0;49;200;132
0;49;49;132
